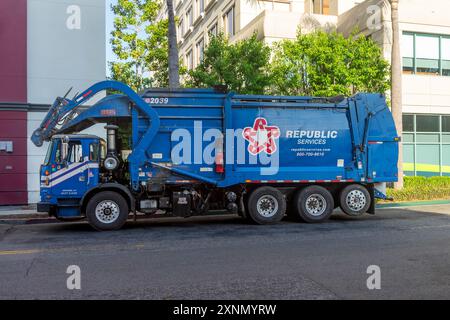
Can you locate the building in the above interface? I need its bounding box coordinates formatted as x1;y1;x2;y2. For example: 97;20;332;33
158;0;450;177
337;0;450;177
0;0;106;205
156;0;363;69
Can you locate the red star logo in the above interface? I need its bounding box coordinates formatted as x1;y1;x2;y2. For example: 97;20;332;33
243;118;280;155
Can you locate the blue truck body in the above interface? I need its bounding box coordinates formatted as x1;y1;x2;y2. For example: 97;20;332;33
32;81;399;230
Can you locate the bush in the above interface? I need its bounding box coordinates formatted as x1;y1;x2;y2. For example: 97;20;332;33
385;176;450;202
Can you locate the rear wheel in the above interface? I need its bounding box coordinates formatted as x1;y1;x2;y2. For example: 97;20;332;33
294;186;334;223
86;191;129;231
339;184;371;216
247;187;286;225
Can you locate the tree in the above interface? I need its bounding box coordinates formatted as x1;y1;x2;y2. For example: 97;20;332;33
110;0;168;91
390;0;403;189
270;30;390;97
166;0;180;88
186;34;272;94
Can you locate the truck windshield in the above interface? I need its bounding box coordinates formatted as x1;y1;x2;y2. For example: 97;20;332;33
43;141;54;165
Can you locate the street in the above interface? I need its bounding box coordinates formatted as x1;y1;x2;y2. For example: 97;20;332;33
0;204;449;300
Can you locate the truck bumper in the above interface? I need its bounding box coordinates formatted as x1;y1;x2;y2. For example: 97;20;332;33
37;202;51;213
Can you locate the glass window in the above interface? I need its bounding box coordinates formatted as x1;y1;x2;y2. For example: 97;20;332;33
196;38;204;64
416;35;439;75
442;116;450;133
209;22;218;38
403;114;414;132
89;143;99;162
402;34;414;74
68;142;83;163
442;37;450;76
196;0;204;15
44;141;54;165
186;7;193;28
178;18;184;37
416;115;439;132
186;50;193;70
224;6;234;36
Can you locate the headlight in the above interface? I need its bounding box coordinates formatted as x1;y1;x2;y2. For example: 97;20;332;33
104;157;119;171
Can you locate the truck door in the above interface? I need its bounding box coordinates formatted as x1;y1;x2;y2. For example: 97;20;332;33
51;140;89;198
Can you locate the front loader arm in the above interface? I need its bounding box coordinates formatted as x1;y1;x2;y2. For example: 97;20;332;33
31;80;161;191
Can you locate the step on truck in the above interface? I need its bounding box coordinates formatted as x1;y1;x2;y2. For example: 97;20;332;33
31;81;399;231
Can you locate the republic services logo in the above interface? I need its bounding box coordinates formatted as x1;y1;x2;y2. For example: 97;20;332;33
243;117;280;155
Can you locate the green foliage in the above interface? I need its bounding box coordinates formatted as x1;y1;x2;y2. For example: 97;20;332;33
385;177;450;202
186;34;272;94
109;0;169;91
270;30;390;97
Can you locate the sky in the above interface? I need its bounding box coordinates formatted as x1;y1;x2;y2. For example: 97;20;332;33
105;0;116;75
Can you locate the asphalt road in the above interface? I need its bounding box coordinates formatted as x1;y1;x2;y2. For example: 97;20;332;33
0;204;449;300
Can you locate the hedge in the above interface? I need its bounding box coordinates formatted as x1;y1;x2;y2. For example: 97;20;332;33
385;176;450;202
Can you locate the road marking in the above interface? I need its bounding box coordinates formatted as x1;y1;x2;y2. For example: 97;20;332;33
0;249;41;256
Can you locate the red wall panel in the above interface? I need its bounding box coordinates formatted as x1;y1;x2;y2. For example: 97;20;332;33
0;111;27;204
0;0;27;103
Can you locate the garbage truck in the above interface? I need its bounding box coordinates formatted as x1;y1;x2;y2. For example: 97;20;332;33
31;81;399;231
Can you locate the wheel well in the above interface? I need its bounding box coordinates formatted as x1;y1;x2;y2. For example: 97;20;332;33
81;187;133;215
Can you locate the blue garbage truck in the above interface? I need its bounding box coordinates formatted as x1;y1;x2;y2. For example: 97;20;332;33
31;81;399;231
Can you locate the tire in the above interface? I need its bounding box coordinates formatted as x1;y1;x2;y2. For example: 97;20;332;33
339;184;371;217
294;186;334;223
247;187;286;225
86;191;129;231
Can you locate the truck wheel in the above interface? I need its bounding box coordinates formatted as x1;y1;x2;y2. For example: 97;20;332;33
294;186;334;223
339;184;371;216
247;187;286;224
86;191;129;231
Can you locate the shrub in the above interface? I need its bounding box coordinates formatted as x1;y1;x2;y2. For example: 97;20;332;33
385;176;450;202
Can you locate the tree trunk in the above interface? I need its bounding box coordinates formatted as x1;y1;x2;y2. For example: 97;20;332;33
167;0;180;88
391;0;403;189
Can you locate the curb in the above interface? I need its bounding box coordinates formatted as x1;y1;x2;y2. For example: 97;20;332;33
376;199;450;209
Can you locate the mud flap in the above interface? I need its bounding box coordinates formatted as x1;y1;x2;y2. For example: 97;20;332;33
368;184;376;215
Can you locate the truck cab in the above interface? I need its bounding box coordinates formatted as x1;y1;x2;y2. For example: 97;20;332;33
39;134;106;218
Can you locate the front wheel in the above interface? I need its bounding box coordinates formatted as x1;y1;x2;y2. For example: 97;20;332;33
86;191;129;231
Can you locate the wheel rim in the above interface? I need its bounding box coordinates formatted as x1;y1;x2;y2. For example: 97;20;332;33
305;194;327;216
256;195;279;218
95;200;120;224
346;189;367;211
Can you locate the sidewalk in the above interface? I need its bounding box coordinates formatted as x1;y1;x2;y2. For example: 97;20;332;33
0;205;51;223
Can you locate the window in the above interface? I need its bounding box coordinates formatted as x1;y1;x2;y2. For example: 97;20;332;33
186;50;193;70
416;34;439;75
224;6;235;36
89;143;99;162
312;0;330;15
196;0;204;17
196;38;205;65
186;6;193;28
68;142;83;163
443;116;450;133
403;114;414;132
402;32;450;76
208;22;218;38
442;37;450;76
179;18;184;38
403;114;450;177
402;33;414;74
416;115;439;132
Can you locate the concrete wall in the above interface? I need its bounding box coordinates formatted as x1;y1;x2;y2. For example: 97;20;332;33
26;0;106;204
27;0;106;104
